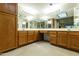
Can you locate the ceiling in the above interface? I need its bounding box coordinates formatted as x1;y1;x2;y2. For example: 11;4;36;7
18;3;79;19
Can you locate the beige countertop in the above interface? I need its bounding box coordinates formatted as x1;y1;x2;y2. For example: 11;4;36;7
18;28;79;31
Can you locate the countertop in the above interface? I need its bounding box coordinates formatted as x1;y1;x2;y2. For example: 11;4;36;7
18;28;79;31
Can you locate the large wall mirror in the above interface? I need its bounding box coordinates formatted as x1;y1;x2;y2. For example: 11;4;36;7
18;3;79;30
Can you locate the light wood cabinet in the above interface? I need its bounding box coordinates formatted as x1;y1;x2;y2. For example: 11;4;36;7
40;30;48;33
57;31;68;47
49;31;57;45
34;31;40;41
49;31;79;51
18;31;39;45
0;12;16;52
68;32;79;51
27;31;35;43
18;31;28;46
0;3;17;53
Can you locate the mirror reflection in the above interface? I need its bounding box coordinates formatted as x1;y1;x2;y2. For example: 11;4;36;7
18;3;79;29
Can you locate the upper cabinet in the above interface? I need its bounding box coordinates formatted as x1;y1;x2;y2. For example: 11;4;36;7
0;3;17;15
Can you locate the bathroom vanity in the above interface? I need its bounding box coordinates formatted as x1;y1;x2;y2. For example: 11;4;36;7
0;3;79;54
17;29;79;52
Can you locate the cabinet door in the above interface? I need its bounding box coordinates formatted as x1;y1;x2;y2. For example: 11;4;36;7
18;31;27;46
0;12;16;52
7;3;17;15
49;31;57;44
34;31;40;41
68;32;79;51
28;31;35;43
57;32;68;47
0;3;9;13
0;3;17;15
70;35;79;51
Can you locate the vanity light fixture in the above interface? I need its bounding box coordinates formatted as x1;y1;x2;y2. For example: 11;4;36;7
43;3;64;14
49;3;53;6
41;16;49;21
27;16;34;21
47;20;52;24
21;5;38;15
22;21;26;24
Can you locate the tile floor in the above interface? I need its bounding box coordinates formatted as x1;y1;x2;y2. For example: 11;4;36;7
1;41;79;56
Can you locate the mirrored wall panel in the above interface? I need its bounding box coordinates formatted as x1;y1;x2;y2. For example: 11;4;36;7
18;3;79;29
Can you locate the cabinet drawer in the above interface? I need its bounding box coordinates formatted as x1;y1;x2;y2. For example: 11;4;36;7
49;31;57;34
40;30;48;33
58;35;67;38
28;31;34;35
68;32;79;35
58;32;67;37
58;31;67;34
49;34;57;37
49;31;57;37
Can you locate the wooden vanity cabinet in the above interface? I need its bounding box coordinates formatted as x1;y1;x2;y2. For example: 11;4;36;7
27;31;35;43
18;31;28;46
68;32;79;51
49;31;57;45
18;31;39;45
40;30;48;33
57;31;68;47
34;31;40;41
